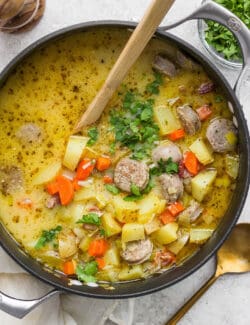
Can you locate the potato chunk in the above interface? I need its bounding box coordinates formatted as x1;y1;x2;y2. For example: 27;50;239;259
102;213;122;237
154;105;181;135
112;195;139;223
58;229;77;258
153;222;178;244
191;169;217;202
138;193;166;224
118;265;143;281
189;138;214;165
32;162;61;185
63;136;89;171
122;223;145;243
104;246;120;266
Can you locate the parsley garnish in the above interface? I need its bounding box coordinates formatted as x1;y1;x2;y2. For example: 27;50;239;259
110;92;159;160
215;95;223;103
146;72;164;95
105;184;120;194
150;158;179;176
35;225;62;249
99;228;107;237
76;261;98;283
87;127;98;146
131;183;141;196
204;0;250;61
76;213;101;226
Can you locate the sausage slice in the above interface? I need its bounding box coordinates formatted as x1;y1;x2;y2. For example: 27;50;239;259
159;174;183;203
206;118;237;153
152;54;176;77
177;105;201;135
121;239;153;265
152;143;182;163
114;158;149;193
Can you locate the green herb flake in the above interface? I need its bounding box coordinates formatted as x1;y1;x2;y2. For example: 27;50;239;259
150;158;179;176
105;184;120;195
87;127;98;146
76;261;98;283
99;228;107;237
215;95;224;103
35;225;62;250
146;72;164;95
76;213;101;226
131;183;141;196
204;0;250;61
109;142;116;154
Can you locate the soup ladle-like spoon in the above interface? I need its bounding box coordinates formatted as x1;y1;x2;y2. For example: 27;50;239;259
73;0;175;133
166;223;250;325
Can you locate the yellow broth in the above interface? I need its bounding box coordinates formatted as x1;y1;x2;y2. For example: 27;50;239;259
0;28;237;282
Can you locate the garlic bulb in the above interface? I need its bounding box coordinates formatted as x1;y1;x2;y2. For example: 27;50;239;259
0;0;25;20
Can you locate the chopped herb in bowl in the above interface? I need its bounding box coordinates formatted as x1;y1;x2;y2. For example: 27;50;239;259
202;0;250;63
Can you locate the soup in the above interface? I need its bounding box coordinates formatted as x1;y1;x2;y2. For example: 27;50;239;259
0;28;238;284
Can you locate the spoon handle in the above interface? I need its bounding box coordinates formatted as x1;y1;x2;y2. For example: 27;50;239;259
74;0;175;132
165;274;219;325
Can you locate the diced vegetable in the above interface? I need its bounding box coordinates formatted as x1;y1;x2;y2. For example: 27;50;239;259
215;175;231;188
63;136;89;171
184;151;199;175
76;261;98;283
225;154;239;179
96;156;111;171
167;202;184;217
153;105;181;135
74;186;95;201
144;217;161;235
189;138;214;165
102;213;122;237
104;246;120;266
32;162;61;185
112;195;139;223
96;258;105;269
138;193;166;224
118;265;143;281
225;132;237;146
76;158;95;180
103;175;113;184
153;222;178;244
57;175;74;205
47;181;59;195
191;169;217;202
88;238;109;257
122;223;145;242
159;210;176;225
167;230;189;254
168;129;185;141
68;204;85;222
63;260;76;275
58;229;77;259
98;268;119;282
196;105;212;121
190;228;214;244
79;236;91;252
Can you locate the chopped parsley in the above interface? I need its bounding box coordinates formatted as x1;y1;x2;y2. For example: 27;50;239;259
76;213;101;226
150;158;179;176
204;0;250;61
87;127;98;146
105;184;120;194
123;179;154;202
76;261;98;283
110;91;159;160
215;95;224;103
146;72;164;94
35;225;62;250
99;228;107;237
131;183;141;196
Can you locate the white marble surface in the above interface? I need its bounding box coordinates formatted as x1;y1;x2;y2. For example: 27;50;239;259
0;1;249;324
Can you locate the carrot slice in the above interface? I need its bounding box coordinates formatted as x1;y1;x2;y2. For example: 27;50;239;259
103;175;113;184
63;260;76;275
88;239;109;257
159;210;176;224
96;156;111;171
184;151;199;175
57;175;74;205
17;198;33;209
72;178;81;191
96;258;106;269
76;158;95;180
167;202;184;217
47;181;59;195
168;129;185;141
196;105;212;121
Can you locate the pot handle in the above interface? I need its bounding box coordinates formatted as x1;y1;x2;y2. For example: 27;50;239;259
159;0;250;104
0;288;60;319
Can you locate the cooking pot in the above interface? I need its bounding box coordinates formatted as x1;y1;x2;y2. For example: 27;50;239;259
0;0;250;319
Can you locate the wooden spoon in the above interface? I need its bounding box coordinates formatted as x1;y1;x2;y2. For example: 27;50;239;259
74;0;175;133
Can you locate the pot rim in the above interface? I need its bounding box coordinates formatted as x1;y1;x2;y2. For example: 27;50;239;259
0;20;249;299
